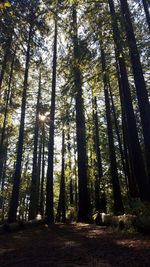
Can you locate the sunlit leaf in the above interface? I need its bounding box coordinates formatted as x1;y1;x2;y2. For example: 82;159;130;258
0;1;11;9
4;1;11;7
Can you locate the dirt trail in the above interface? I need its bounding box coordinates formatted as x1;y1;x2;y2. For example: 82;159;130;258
0;223;149;267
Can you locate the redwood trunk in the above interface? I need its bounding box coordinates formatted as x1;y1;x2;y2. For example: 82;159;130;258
8;25;32;222
45;19;57;222
72;5;91;222
29;68;41;220
100;45;124;214
119;0;150;181
108;0;150;201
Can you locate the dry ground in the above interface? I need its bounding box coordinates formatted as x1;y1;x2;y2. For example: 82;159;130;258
0;223;150;267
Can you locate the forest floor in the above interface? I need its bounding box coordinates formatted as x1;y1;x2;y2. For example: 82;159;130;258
0;223;150;267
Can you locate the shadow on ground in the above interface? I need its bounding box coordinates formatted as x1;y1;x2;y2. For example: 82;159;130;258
0;223;149;267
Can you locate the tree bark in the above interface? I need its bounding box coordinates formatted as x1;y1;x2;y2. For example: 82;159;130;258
29;68;41;220
45;19;57;222
40;123;45;217
108;0;150;201
0;53;15;183
8;24;32;222
0;33;12;102
56;129;66;223
0;149;7;221
92;94;104;211
142;0;150;32
119;0;150;181
72;4;91;222
114;52;139;198
108;83;129;191
100;44;124;214
67;122;74;206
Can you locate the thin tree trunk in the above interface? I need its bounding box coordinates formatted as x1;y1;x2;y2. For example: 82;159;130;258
92;94;104;211
40;123;45;217
92;96;103;181
8;25;32;222
115;50;139;198
104;85;124;214
142;0;150;32
45;19;57;222
67;123;74;206
37;127;42;214
0;33;12;101
0;52;15;149
100;44;124;214
0;53;15;182
108;84;128;190
19;162;28;221
72;4;91;222
0;149;7;221
29;68;41;220
73;133;78;214
56;129;66;223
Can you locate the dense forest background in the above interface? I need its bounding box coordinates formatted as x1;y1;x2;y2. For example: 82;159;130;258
0;0;150;224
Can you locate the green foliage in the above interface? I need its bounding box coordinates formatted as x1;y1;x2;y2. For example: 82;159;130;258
129;199;150;216
0;1;11;9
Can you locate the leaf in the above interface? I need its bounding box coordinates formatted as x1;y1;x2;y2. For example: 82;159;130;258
0;1;11;9
4;1;11;7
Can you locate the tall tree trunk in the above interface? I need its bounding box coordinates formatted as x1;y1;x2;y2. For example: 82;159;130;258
40;123;45;217
56;129;66;223
105;86;124;214
119;0;150;181
0;33;12;102
108;83;128;191
92;95;104;211
19;158;29;220
108;0;150;201
0;52;15;182
142;0;150;32
72;4;91;222
73;133;78;214
0;52;15;149
29;68;41;220
115;50;139;198
122;109;139;198
37;127;43;214
8;25;32;222
67;121;74;206
45;19;57;222
0;148;7;221
100;45;124;214
104;85;124;214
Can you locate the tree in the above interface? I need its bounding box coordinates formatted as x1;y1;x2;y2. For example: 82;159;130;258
56;128;66;223
92;93;104;212
8;24;32;222
100;41;124;214
39;121;46;217
0;29;13;101
72;4;91;222
142;0;150;31
45;18;58;222
119;0;150;182
28;66;42;220
108;0;150;202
